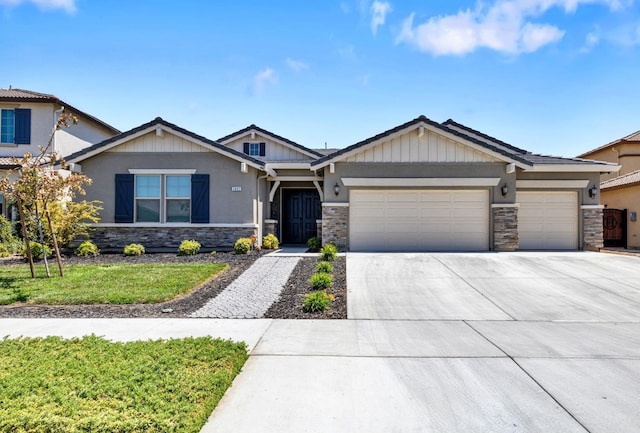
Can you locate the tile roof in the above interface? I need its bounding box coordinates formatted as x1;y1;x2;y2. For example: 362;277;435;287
0;157;19;168
577;129;640;158
601;170;640;190
441;119;529;155
65;117;265;168
0;87;120;135
217;124;324;158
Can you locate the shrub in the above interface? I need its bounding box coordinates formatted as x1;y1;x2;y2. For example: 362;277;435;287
210;250;217;256
303;290;334;313
262;233;279;250
307;236;320;252
123;243;145;256
309;271;333;290
234;237;252;254
178;239;201;256
22;241;52;260
316;261;333;273
75;240;100;257
0;244;10;258
320;242;338;261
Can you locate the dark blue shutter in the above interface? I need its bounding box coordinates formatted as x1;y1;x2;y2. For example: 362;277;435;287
243;143;250;155
14;109;31;144
114;174;134;223
259;142;266;156
191;174;210;223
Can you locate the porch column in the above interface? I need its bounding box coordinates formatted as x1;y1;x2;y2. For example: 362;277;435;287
582;205;604;251
264;219;278;237
492;204;519;251
321;203;348;249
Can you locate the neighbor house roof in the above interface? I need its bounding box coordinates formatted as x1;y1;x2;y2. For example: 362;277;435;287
218;124;324;159
601;169;640;190
65;117;265;169
311;115;618;172
577;129;640;158
0;87;120;135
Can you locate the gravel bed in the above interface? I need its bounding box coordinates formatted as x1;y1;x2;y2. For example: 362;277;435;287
0;251;265;318
263;256;347;319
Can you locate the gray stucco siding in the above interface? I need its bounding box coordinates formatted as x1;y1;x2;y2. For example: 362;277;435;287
80;152;259;224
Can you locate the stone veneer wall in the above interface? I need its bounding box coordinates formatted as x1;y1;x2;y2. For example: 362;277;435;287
582;207;604;251
316;219;322;242
493;206;519;251
322;205;348;249
90;226;255;251
264;220;278;238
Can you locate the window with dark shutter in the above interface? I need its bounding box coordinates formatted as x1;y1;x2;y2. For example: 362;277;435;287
191;174;210;223
14;109;31;145
114;174;134;223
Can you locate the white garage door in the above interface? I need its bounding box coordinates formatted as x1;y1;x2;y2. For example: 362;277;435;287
517;191;578;250
349;190;489;252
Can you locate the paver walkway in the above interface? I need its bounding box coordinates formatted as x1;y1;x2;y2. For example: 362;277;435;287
190;256;300;318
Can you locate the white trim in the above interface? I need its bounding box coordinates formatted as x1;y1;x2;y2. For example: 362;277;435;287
313;180;324;202
516;180;589;189
265;162;311;170
267;175;323;182
580;205;605;209
506;163;516;174
128;168;196;175
264;219;278;224
94;223;258;228
491;203;520;208
523;164;620;173
329;163;335;174
322;202;349;207
341;177;501;187
269;180;281;203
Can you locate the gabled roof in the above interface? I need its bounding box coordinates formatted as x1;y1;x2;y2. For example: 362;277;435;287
601;170;640;190
577;129;640;158
311;115;619;173
217;124;324;159
0;87;120;135
65;117;265;169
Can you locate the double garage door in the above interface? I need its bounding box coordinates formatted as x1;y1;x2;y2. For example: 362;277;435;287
349;189;579;251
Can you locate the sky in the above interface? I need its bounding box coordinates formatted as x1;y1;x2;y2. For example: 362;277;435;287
1;0;639;157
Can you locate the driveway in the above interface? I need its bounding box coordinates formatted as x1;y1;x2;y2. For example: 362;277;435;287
202;252;640;433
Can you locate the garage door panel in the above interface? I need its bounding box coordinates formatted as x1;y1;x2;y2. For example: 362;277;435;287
350;189;489;251
517;191;578;250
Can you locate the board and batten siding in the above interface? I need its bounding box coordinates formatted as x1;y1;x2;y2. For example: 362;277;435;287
106;131;209;153
344;130;500;164
223;135;311;161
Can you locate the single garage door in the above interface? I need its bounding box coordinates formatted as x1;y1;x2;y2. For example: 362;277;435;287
517;191;578;250
349;190;489;251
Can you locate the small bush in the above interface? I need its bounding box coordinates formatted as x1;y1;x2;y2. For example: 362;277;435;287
210;250;217;256
22;241;52;260
234;237;252;254
316;261;333;273
178;239;201;256
262;233;279;250
307;236;320;252
309;271;333;290
0;244;10;258
123;243;145;256
303;290;334;313
75;241;100;257
320;242;338;261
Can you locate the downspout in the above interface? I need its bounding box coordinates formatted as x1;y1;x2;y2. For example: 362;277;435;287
52;106;64;153
256;172;269;244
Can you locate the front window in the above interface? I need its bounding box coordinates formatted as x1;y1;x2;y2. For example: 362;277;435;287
135;175;191;223
248;142;260;156
1;109;15;144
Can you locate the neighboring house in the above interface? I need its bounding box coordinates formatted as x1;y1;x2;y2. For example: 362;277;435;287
66;115;618;252
578;130;640;248
0;87;120;217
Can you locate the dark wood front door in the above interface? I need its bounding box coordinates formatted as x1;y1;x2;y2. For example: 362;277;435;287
283;190;321;244
603;208;627;248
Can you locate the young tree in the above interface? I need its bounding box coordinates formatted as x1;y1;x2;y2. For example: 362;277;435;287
0;112;94;277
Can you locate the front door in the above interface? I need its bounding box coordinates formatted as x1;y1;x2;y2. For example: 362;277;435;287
603;208;627;248
283;190;321;244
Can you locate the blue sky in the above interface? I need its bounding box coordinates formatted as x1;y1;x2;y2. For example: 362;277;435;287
1;0;639;157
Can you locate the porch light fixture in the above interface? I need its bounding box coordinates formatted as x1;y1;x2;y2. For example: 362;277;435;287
501;183;508;197
334;182;340;196
589;185;598;199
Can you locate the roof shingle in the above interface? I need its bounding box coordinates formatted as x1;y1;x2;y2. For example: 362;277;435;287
601;170;640;190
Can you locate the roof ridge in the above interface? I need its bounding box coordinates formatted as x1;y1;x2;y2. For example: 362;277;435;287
442;119;529;154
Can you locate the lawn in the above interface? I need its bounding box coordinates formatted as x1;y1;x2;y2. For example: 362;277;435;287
0;335;248;432
0;263;227;305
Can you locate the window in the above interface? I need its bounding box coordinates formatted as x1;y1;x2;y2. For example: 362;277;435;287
1;108;30;144
135;175;191;223
243;142;266;157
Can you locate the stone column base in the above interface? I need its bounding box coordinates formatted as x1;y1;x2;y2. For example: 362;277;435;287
322;205;348;249
582;206;604;251
492;205;519;251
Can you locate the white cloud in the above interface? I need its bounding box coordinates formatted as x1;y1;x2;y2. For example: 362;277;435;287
370;1;392;34
252;68;277;95
285;58;309;73
0;0;76;13
580;30;600;52
395;0;629;56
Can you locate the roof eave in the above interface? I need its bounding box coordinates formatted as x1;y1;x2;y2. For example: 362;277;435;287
523;163;621;173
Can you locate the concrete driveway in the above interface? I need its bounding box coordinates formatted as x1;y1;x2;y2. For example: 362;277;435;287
202;252;640;433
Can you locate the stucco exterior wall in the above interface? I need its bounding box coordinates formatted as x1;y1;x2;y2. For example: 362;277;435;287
55;113;117;157
581;143;639;181
80;151;259;224
0;103;55;157
602;186;640;249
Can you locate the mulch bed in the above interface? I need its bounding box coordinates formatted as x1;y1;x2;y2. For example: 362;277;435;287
0;251;347;319
264;256;346;319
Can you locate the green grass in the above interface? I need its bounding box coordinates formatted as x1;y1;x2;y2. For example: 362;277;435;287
0;335;248;432
0;263;226;305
